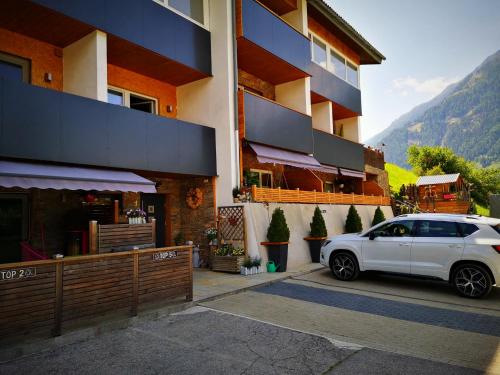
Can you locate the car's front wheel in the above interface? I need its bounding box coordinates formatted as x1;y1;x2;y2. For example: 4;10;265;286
330;252;359;281
452;263;492;298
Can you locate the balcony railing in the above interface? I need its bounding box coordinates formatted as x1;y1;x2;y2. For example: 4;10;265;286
308;63;362;115
313;130;364;172
251;186;391;206
32;0;211;75
242;91;313;154
237;0;311;74
0;79;216;177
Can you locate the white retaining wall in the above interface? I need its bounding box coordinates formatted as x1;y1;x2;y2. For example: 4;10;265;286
244;203;394;270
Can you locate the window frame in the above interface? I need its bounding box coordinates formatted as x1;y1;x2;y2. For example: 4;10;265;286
107;86;158;115
309;31;360;89
250;168;273;188
152;0;209;30
0;51;31;83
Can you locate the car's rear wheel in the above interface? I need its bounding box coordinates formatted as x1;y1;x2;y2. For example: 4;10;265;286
452;263;492;298
330;252;359;281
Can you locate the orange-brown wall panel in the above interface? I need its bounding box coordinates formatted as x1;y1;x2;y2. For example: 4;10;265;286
0;28;63;90
107;64;177;118
308;17;361;65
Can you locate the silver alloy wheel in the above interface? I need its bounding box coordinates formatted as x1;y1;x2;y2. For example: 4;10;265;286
333;254;355;280
454;267;488;297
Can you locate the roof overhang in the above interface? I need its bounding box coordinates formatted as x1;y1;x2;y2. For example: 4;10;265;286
307;0;386;65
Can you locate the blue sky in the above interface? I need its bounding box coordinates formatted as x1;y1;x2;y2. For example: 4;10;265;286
325;0;500;142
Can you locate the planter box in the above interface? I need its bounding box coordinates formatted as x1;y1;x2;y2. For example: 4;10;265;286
304;237;326;263
211;255;245;273
261;242;288;272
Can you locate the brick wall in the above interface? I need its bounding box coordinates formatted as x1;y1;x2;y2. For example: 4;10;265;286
0;27;63;90
108;64;177;118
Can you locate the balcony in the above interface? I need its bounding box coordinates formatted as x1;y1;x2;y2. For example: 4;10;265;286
0;79;216;176
313;130;364;172
236;0;311;84
240;91;313;154
309;63;362;115
0;0;210;85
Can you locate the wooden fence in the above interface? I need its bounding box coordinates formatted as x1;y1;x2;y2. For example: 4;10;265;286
0;246;192;339
252;186;391;206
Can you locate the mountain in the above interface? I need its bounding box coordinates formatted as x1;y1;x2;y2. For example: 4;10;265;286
368;50;500;168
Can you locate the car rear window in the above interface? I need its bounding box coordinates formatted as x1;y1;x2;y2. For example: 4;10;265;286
458;223;479;237
491;224;500;235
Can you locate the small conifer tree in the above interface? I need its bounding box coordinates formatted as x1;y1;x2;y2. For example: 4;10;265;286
267;208;290;242
345;205;363;233
310;207;327;238
372;206;386;226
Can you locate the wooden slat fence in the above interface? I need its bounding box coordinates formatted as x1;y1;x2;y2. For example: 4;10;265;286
0;246;192;339
252;186;391;206
97;222;156;253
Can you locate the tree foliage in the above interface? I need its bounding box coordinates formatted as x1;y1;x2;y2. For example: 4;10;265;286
267;208;290;243
310;206;327;238
407;145;500;206
372;206;386;226
345;205;363;233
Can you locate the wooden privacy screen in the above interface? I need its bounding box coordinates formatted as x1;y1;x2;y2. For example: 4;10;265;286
218;206;246;251
89;222;156;254
0;246;192;339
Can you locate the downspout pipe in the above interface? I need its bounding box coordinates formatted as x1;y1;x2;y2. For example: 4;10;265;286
231;0;241;189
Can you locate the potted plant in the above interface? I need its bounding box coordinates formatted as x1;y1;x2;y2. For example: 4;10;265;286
345;205;363;233
205;227;218;245
372;206;386;226
252;257;262;274
304;207;327;263
212;244;245;273
240;256;253;276
174;232;185;246
261;207;290;272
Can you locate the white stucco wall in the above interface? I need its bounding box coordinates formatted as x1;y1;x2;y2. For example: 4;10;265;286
312;101;333;133
334;116;360;142
281;0;308;36
244;203;394;270
63;31;107;101
176;0;237;206
275;77;311;116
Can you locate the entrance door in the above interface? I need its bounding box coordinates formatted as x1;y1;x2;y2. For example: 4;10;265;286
141;194;165;247
0;194;29;263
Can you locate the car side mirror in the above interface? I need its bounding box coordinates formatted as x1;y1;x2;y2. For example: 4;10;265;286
369;232;376;240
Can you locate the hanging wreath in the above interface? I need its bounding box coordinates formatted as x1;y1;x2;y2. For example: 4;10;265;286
186;187;203;209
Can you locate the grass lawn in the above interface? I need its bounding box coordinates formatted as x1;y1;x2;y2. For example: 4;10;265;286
385;163;417;193
475;204;490;217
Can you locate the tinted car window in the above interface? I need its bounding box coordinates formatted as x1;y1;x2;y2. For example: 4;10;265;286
416;221;459;238
458;223;479;237
372;220;414;237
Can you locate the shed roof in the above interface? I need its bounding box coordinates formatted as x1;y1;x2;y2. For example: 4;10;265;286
416;173;461;186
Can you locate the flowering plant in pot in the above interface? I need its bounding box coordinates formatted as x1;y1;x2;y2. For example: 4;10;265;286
205;227;218;245
261;207;290;272
304;207;327;263
125;208;147;224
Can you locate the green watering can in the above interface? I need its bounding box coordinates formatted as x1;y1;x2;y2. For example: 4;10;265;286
266;261;278;273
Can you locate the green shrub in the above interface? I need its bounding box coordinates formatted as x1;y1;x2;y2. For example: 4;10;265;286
345;205;363;233
267;207;290;243
174;232;184;246
310;206;327;238
372;206;386;226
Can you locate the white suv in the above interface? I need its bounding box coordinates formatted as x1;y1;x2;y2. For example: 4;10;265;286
320;214;500;298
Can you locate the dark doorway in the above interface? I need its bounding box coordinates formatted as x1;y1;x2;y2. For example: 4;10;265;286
141;194;165;247
0;194;29;263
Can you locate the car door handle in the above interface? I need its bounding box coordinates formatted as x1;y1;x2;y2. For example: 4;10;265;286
399;243;411;247
448;245;462;248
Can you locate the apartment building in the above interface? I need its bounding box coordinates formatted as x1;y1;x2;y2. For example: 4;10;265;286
0;0;389;267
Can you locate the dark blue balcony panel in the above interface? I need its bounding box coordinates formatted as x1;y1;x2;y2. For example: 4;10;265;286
31;0;211;76
313;130;364;172
243;92;313;155
241;0;311;74
0;79;216;177
308;63;362;115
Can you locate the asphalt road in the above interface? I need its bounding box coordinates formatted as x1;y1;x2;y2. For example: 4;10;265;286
1;268;499;374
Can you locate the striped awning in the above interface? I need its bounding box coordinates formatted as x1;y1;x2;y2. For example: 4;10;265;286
0;160;156;193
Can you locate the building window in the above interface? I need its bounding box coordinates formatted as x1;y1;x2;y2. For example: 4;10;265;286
312;37;327;69
250;169;273;188
309;32;360;88
153;0;209;29
0;51;30;83
324;182;334;193
107;87;157;114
